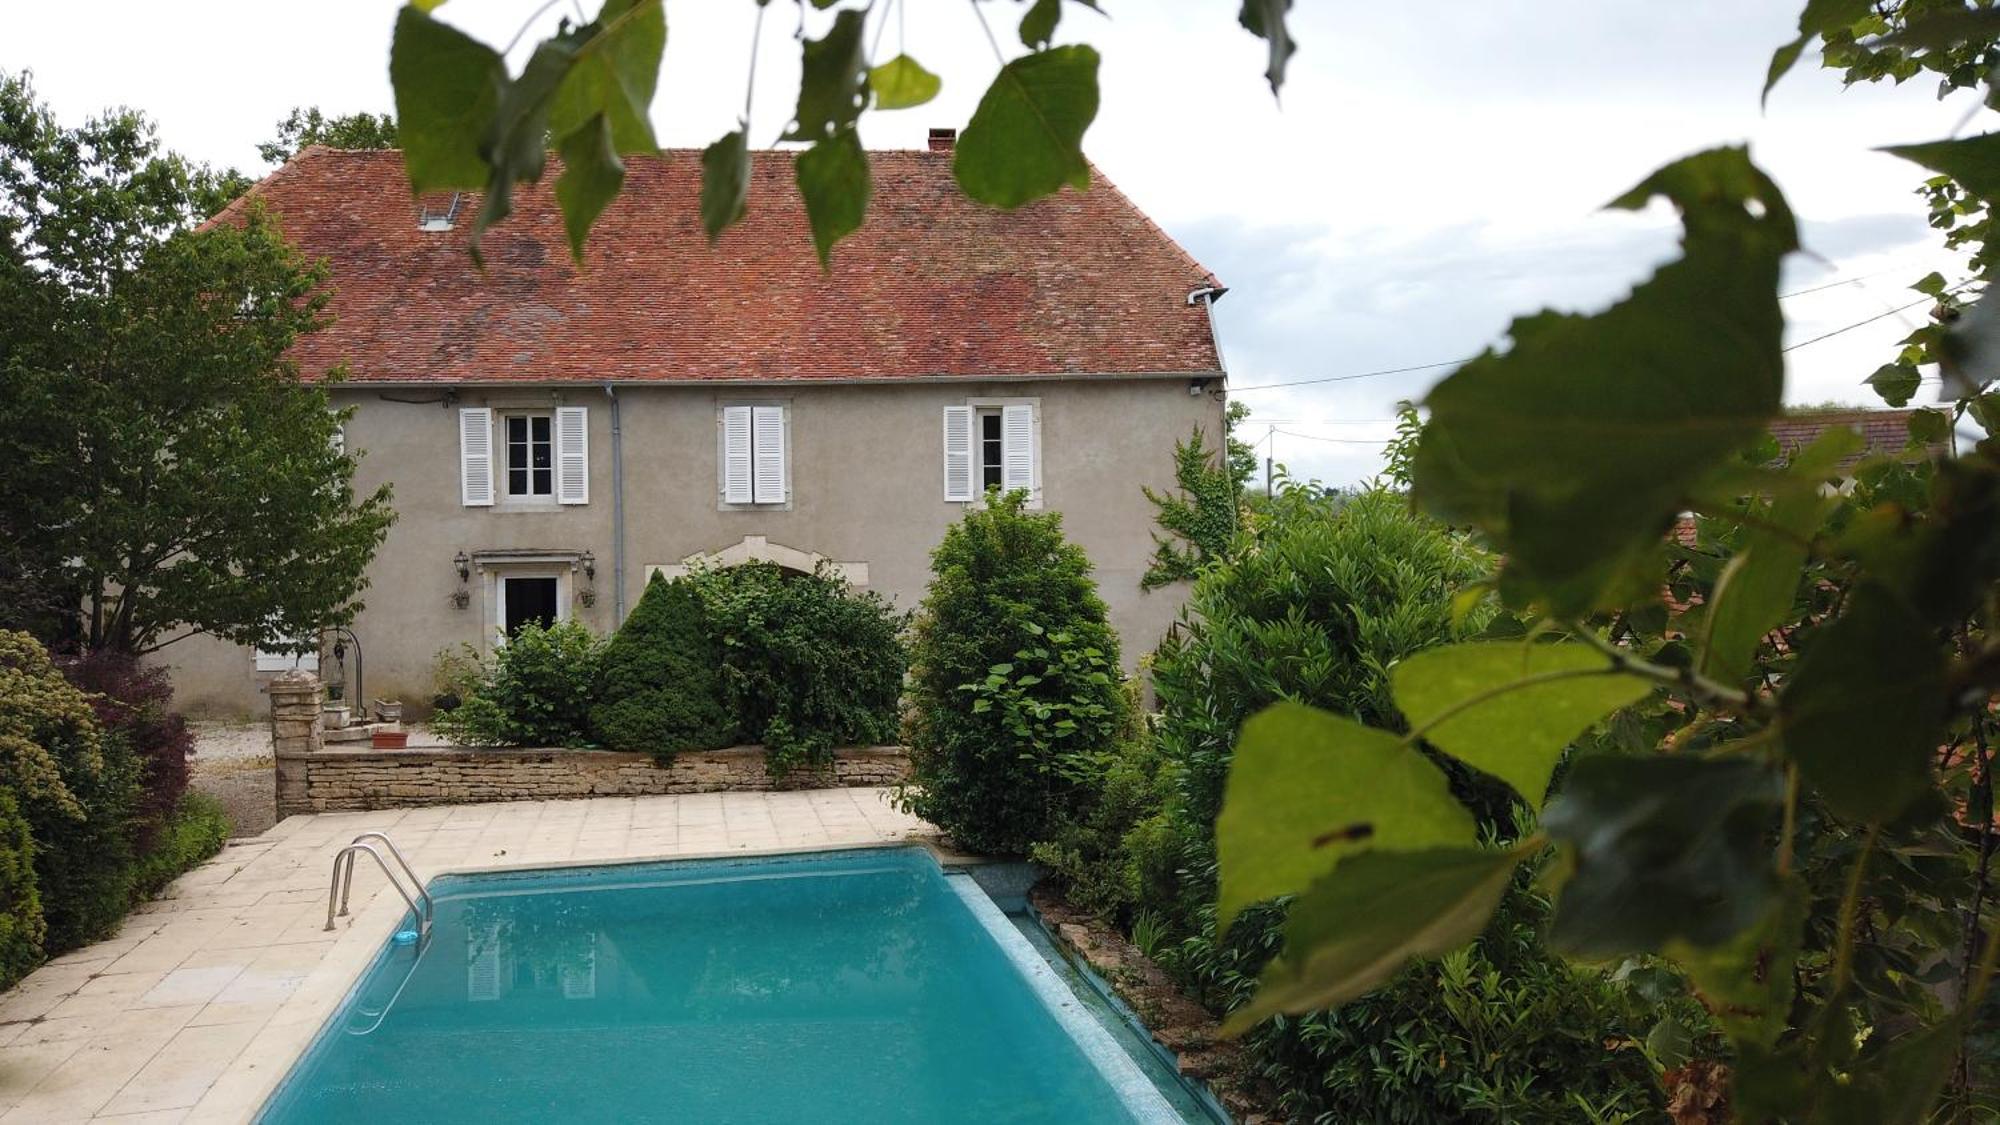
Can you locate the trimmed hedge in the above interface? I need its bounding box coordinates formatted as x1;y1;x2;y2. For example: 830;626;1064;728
130;793;230;900
590;574;735;759
898;492;1129;855
688;564;907;774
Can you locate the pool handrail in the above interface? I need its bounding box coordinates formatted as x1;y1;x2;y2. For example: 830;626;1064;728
325;836;433;939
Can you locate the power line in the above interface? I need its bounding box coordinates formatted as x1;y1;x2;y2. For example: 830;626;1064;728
1272;427;1394;445
1231;280;1975;395
1781;281;1976;353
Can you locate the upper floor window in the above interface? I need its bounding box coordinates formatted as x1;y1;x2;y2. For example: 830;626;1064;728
944;401;1038;505
720;403;788;506
459;406;588;507
505;414;554;498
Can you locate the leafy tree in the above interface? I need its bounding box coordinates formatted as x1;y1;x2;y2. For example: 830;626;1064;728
0;790;40;991
256;106;398;164
899;491;1128;854
589;574;736;760
1140;401;1256;589
0;75;394;655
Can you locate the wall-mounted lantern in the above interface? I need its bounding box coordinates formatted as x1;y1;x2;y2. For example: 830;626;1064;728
451;549;471;609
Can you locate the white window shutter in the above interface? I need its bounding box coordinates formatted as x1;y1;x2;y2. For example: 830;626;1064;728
942;406;974;501
752;406;786;504
459;407;494;507
555;406;589;505
1001;404;1035;495
722;406;754;504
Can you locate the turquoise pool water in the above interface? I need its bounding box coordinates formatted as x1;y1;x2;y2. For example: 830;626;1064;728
259;848;1186;1123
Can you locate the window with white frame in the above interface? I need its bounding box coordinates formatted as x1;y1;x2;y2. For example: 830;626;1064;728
459;406;588;507
720;404;788;506
505;413;554;498
253;629;319;673
943;401;1037;504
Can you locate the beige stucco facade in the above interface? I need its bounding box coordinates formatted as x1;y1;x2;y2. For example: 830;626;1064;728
160;376;1224;717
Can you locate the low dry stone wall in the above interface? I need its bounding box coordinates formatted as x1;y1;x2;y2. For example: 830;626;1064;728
276;745;910;816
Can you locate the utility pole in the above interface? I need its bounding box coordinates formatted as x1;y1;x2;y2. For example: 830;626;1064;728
1265;426;1274;495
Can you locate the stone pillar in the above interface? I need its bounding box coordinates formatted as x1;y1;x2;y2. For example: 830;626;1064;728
270;670;322;818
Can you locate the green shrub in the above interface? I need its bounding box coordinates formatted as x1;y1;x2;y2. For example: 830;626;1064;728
899;492;1129;854
1131;487;1667;1121
689;563;906;774
0;631;138;954
590;575;735;759
430;620;603;747
1166;862;1666;1123
0;790;43;992
1027;695;1176;917
129;793;230;899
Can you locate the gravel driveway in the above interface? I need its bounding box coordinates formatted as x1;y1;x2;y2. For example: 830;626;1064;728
188;721;275;837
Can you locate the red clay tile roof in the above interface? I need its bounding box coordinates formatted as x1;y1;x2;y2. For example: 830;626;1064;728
221;146;1223;385
1768;408;1946;469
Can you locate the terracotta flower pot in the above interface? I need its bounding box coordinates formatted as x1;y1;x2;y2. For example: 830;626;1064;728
371;729;409;749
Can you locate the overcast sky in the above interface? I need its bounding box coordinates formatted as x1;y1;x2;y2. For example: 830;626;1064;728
5;1;1985;485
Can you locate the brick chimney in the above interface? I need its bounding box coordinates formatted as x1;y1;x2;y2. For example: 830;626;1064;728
927;127;957;152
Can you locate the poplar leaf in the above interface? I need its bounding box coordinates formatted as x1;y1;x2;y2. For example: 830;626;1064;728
699;127;750;242
796;129;871;267
1215;703;1474;934
956;46;1100;209
1392;641;1650;810
869;54;941;110
1412;147;1796;614
389;6;506;191
554;114;624;264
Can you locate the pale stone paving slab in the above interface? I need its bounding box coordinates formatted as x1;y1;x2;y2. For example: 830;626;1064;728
0;788;931;1123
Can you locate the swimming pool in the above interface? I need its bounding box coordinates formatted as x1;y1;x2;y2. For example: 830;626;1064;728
258;847;1192;1123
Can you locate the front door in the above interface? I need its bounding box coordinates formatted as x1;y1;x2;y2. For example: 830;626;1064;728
502;576;559;636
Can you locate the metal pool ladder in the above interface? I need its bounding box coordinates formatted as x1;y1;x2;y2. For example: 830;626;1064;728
326;831;434;938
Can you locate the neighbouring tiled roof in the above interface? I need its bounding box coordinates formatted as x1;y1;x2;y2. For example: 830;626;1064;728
217;147;1224;385
1768;408;1946;469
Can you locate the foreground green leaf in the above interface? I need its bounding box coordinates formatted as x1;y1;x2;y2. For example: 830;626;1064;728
869;54;941;111
389;6;505;190
1544;756;1784;956
785;8;868;143
554;114;624;263
1765;0;1871;103
1238;0;1297;94
1697;427;1860;684
1222;847;1523;1034
1391;641;1648;810
1779;583;1944;823
1884;132;2000;203
955;46;1100;208
1215;702;1474;933
1866;362;1920;408
1668;876;1805;1049
546;0;663;155
699;127;750;242
1412;147;1796;614
796;130;871;266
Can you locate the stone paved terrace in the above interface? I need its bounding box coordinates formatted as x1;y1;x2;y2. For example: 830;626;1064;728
0;789;932;1123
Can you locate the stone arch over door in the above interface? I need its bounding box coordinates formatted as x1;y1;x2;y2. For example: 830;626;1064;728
646;536;869;586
